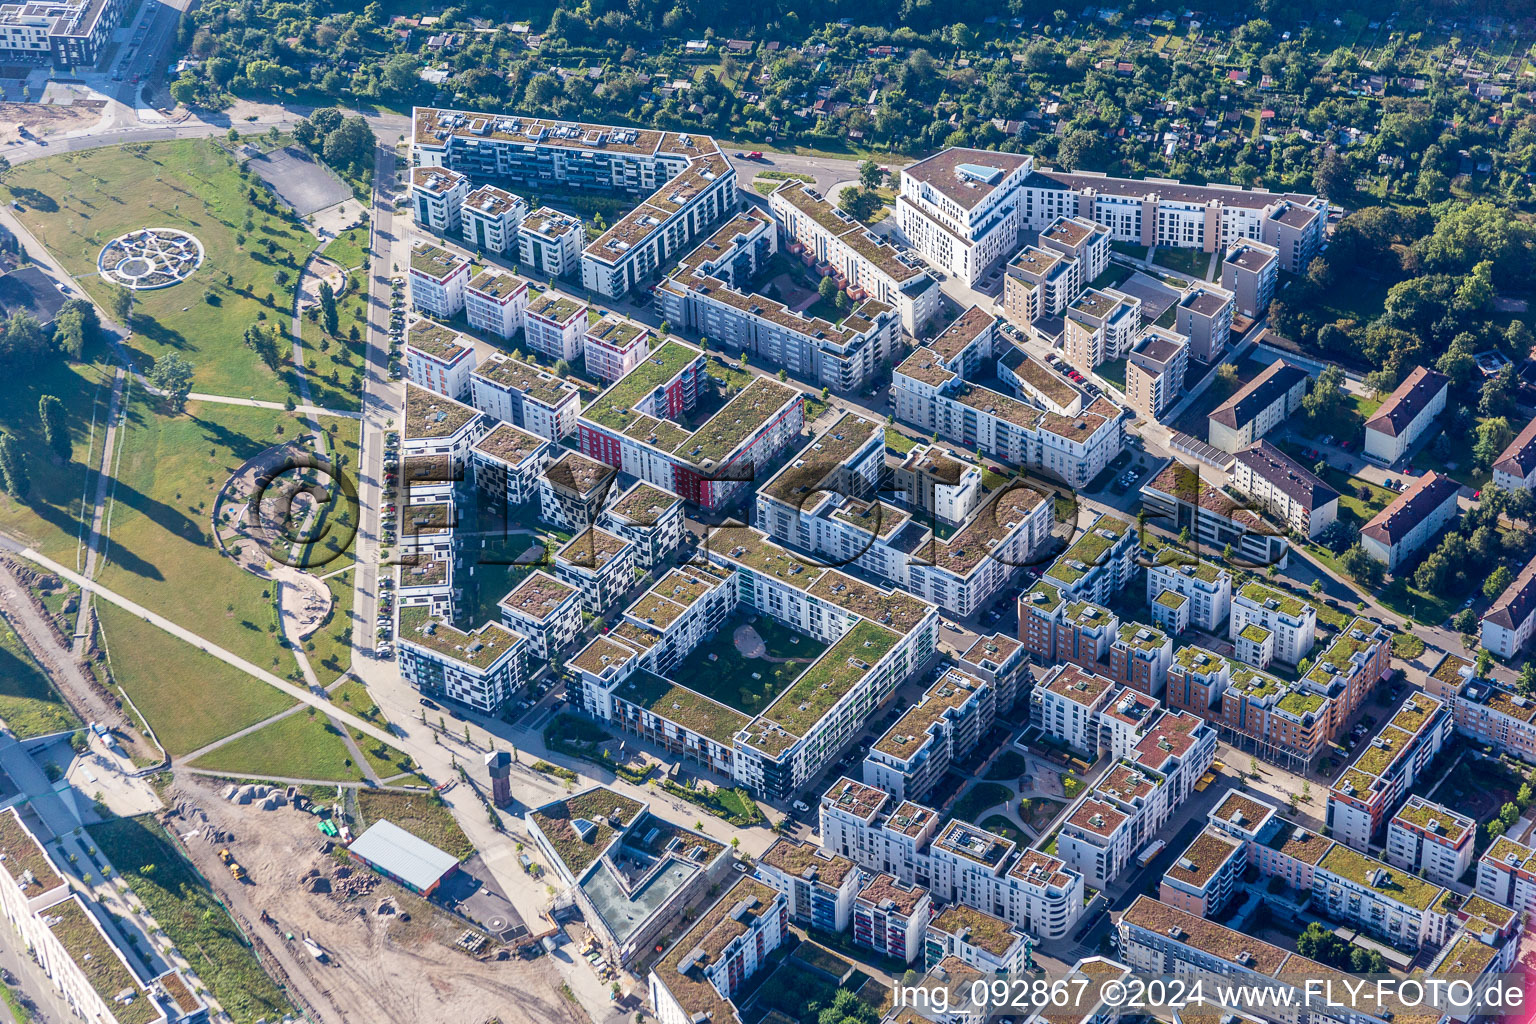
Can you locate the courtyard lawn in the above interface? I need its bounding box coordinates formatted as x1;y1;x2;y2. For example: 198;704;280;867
1096;358;1128;392
1021;797;1066;831
1297;392;1381;446
884;428;918;455
983;751;1029;781
671;614;829;716
355;790;474;860
980;814;1027;845
189;707;367;782
952;782;1013;824
96;393;308;676
96;602;295;756
297;270;368;412
1423;755;1530;826
0;356;115;559
307;568;355;686
0;613;80;738
1151;245;1213;280
2;139;317;403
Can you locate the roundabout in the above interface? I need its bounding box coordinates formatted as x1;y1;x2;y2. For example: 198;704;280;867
97;228;205;289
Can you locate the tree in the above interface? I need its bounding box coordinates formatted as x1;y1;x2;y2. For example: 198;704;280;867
818;276;838;303
1478;650;1495;679
1300;365;1347;427
1486;565;1515;600
52;306;86;361
38;395;69;462
1519;662;1536;695
1312;148;1350;199
0;431;28;499
1453;609;1479;634
1296;921;1351;968
148;354;194;413
322;117;375;175
1339;544;1384;588
1474;417;1514;470
243;323;281;371
109;283;133;326
318;281;339;336
858;159;884;190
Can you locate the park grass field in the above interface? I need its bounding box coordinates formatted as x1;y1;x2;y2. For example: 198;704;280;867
308;568;355;685
2;138;317;403
0;356;114;560
298;269;368;412
0;613;80;738
96;602;295;756
320;224;369;272
189;707;367;782
96;392;309;674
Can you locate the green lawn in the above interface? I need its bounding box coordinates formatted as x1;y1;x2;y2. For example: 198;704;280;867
1021;797;1065;831
884;427;917;455
952;782;1013;824
671;614;829;715
1150;245;1213;280
87;815;295;1024
329;678;383;725
0;613;80;737
980;814;1027;844
984;751;1028;781
347;725;414;780
97;393;307;677
0;356;115;558
1297;392;1380;445
1096;358;1128;392
297;269;367;412
97;602;294;755
320;224;369;271
355;790;474;860
3;139;318;403
189;707;366;782
1412;422;1490;490
308;568;355;685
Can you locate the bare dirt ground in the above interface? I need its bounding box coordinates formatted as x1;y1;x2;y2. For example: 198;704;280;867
0;100;103;142
167;772;583;1024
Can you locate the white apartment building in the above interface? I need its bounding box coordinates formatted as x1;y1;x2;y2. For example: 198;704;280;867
471;353;581;442
923;904;1030;974
523;291;588;362
408;243;472;318
1174;284;1235;364
754;837;863;932
1478;835;1536;914
497;570;582;661
402;384;494;466
518;206;585;278
769;180;942;333
1032;663;1118;755
1146;559;1231;633
1229;582;1316;666
1063;288;1142;370
1220;240;1279;318
1359;472;1461;571
596;481;685;570
1385;795;1475;889
1038;215;1111;282
648;878;786;1024
460;184;528;254
469;421;553;509
1231;440;1340;540
464;268;529;339
864;667;995;804
554;527;638;614
1328;693;1452;850
1492;416;1536;492
896;148;1036;284
583;314;653;384
1207;360;1309;454
997;348;1083;416
1043;512;1140;606
853;874;931;963
538;450;618;533
398;609;528;713
1482;551;1536;660
411;165;469;231
405;318;477;400
1364;366;1449;465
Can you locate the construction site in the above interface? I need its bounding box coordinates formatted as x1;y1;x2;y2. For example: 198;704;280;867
163;773;584;1024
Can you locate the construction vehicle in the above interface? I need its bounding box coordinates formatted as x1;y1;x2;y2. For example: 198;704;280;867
219;849;247;882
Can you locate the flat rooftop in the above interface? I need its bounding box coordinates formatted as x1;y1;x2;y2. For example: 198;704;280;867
398;606;522;669
404;384;479;440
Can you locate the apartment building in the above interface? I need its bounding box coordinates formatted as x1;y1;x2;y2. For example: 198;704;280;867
1304;617;1393;737
469;421;553;510
1456;676;1536;763
768;180;941;333
1063;288;1142;370
579;340;805;509
1477;835;1536;913
1492;416;1536;491
818;778;1087;941
864;667;995;804
1313;842;1449;949
1031;663;1117;755
523;291;588;362
1038;215;1112;280
408;243;472;317
896;148;1036;284
1364;366;1448;465
1002;245;1080;329
1385;795;1475;888
853;874;932;963
1159;826;1246;917
527;788;732;967
470;353;580;442
405;318;477;400
403;384;494;467
959;632;1030;716
554;527;637;614
1145;559;1231;633
461;184;528;254
1230;440;1339;540
397;608;528;713
923;904;1030;974
0;0;130;67
1019;170;1326;275
539;450;618;532
660;211;902;393
518;206;584;278
1043;513;1139;606
1174;285;1235;364
1229;582;1316;665
1139;462;1290;570
1124;326;1188;421
754;837;863;932
411;166;470;231
1219;241;1279;318
647;878;786;1024
997;347;1084;416
596;481;685;569
412;109;738;298
1359;472;1460;571
464;269;529;339
1328;692;1452;850
583;315;654;384
1108;621;1172;697
1481;551;1536;659
1166;647;1331;770
497;571;581;661
1207;360;1309;453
